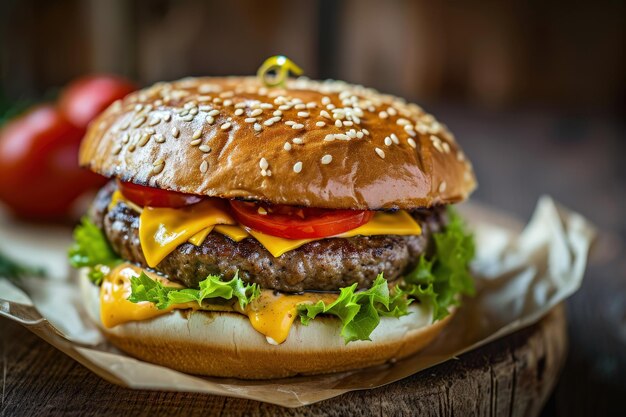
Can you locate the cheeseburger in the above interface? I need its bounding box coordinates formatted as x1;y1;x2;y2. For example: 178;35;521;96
69;67;477;379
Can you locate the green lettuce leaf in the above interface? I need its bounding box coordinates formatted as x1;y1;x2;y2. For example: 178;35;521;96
297;274;412;343
68;217;119;284
128;271;260;310
402;208;475;320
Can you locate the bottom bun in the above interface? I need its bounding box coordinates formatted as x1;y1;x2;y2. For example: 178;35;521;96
79;269;453;379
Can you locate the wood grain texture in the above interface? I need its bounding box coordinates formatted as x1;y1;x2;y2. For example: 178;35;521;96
0;305;566;417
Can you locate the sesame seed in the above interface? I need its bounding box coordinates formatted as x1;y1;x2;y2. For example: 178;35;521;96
257;207;268;215
189;108;198;116
321;154;332;165
387;107;397;116
293;161;303;173
260;158;269;170
121;133;130;143
342;121;353;126
379;111;388;119
375;147;385;159
206;116;215;124
320;110;331;119
362;129;370;135
316;121;326;127
221;122;231;130
250;109;263;117
324;134;335;142
131;116;146;128
285;121;296;126
335;134;350;141
120;120;130;130
347;130;357;138
234;108;244;116
162;113;172;122
152;160;164;174
284;142;292;151
457;151;465;162
384;137;392;146
208;110;220;117
199;145;211;153
322;97;331;105
182;115;194;122
406;129;417;137
335;120;342;127
200;160;209;173
245;117;256;123
223;99;233;106
112;143;122;155
292;123;305;130
263;119;275;126
439;181;447;192
292;138;303;144
297;111;310;118
408;138;417;148
144;127;156;135
134;104;143;111
199;105;212;112
190;138;202;146
171;127;180;138
254;123;262;132
294;104;306;110
273;110;282;116
148;117;161;126
390;133;400;144
278;105;291;111
260;103;273;109
155;134;165;143
192;129;203;139
306;102;317;109
138;134;151;147
397;118;409;126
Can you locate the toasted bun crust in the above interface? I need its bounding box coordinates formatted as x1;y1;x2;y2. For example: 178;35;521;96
79;269;453;379
80;77;476;210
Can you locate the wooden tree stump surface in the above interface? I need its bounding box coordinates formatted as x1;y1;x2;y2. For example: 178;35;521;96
0;304;566;416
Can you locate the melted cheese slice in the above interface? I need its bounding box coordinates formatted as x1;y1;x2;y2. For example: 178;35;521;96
100;264;194;328
139;200;236;267
100;263;337;344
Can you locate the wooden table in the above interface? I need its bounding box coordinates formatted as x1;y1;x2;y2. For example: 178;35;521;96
1;109;624;416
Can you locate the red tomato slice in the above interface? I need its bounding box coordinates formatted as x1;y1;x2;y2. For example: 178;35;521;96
229;200;374;239
58;75;136;129
118;181;203;208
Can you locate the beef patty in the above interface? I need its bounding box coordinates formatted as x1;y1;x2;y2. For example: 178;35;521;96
90;182;446;293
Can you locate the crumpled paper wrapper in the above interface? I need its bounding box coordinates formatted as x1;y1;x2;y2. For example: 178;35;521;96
0;196;595;407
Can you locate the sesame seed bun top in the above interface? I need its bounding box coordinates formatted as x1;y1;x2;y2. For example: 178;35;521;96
79;76;476;210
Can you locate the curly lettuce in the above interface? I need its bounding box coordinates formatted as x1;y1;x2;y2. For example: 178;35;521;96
297;274;412;343
401;208;475;320
68;217;119;284
128;272;260;310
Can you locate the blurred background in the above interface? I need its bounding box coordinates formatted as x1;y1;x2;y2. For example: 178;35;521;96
0;0;624;415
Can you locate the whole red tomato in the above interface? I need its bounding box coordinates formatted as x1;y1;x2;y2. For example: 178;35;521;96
58;75;136;129
0;105;106;220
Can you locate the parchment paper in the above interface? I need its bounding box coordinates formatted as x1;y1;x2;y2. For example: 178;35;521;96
0;196;595;407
